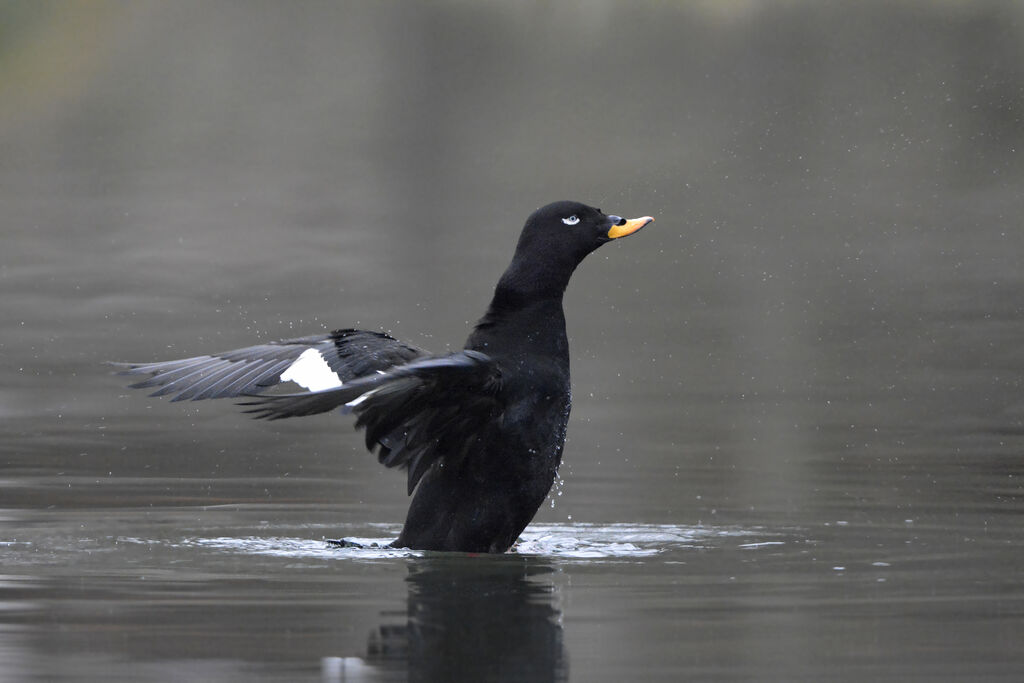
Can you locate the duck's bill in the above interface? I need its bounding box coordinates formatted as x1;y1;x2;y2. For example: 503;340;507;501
608;216;654;239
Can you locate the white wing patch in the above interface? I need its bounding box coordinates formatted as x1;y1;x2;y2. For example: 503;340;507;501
280;348;343;391
345;387;381;409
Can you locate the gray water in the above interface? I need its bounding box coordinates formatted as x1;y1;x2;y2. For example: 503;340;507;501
2;2;1023;681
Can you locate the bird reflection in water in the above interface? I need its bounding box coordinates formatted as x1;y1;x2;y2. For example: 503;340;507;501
322;556;567;682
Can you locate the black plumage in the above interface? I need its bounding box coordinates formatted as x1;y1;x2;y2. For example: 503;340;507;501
114;201;653;553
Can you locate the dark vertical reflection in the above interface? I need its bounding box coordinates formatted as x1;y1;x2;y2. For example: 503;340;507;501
334;556;567;683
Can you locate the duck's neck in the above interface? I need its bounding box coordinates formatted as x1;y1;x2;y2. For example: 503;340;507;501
467;273;572;359
492;248;580;304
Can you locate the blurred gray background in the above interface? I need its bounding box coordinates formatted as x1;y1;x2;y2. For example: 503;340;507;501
4;0;1022;519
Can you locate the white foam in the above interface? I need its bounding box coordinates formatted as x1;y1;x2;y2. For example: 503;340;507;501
170;523;777;561
280;348;343;391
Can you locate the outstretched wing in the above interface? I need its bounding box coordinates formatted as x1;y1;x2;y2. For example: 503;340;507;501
241;351;503;494
112;329;425;401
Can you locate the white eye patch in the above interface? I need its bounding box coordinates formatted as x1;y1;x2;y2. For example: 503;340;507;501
562;215;579;225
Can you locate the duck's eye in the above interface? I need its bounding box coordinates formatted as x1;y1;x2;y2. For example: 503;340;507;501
562;215;580;226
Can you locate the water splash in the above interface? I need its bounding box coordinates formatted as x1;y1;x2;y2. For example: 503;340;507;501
166;522;771;561
512;523;755;558
175;532;416;560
